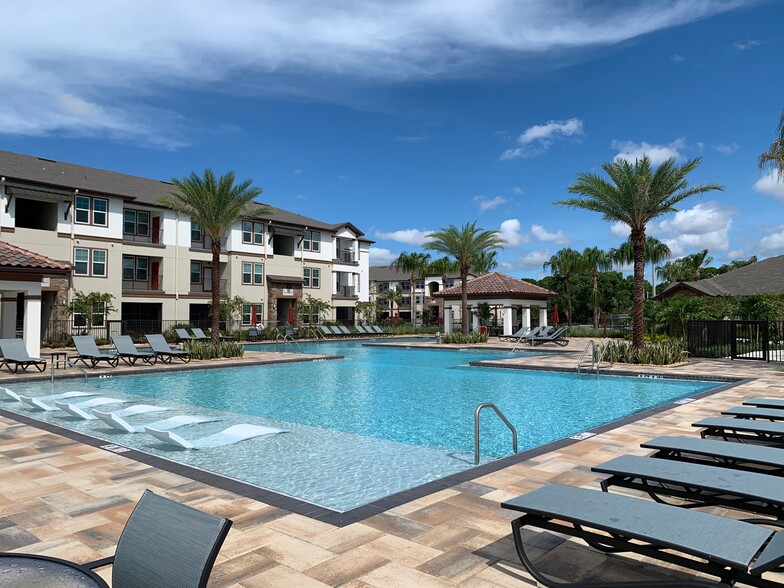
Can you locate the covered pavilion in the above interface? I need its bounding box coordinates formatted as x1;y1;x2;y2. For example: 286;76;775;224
432;271;556;335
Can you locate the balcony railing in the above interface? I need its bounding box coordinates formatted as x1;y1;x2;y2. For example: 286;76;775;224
122;275;163;292
123;228;164;244
190;279;228;295
333;285;356;298
335;250;356;263
191;236;228;251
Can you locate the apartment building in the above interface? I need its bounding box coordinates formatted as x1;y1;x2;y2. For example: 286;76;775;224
0;150;371;332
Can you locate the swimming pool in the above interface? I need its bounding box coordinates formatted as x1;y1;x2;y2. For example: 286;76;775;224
0;341;720;512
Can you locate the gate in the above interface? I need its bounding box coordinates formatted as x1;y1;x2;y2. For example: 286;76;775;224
688;320;772;362
730;320;768;361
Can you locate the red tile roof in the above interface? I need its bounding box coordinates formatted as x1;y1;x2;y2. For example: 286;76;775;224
0;242;71;273
433;272;555;299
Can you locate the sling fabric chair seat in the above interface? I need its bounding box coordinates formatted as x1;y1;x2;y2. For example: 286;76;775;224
319;325;336;338
175;327;208;342
145;334;191;363
371;325;390;336
502;484;784;587
0;338;46;373
72;335;120;368
722;406;784;421
112;335;157;366
528;326;570;347
744;398;784;410
694;417;784;445
338;325;353;337
498;327;531;342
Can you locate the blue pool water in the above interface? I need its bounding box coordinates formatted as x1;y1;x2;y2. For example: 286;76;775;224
1;341;720;511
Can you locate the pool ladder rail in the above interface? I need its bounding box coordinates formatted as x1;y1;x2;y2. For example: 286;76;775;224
474;403;518;465
50;356;89;383
276;332;304;353
576;340;613;375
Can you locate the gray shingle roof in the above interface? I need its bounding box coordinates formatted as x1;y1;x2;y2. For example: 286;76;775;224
656;254;784;298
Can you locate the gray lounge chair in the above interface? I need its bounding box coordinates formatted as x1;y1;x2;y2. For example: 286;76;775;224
498;327;531;342
722;406;784;421
207;327;235;341
112;335;157;366
0;338;46;373
319;325;335;338
528;326;569;347
642;435;784;475
354;325;369;335
338;325;353;337
247;326;260;342
694;417;784;445
175;327;207;342
502;484;784;587
329;326;345;337
593;454;784;521
744;398;784;410
145;334;191;363
78;489;232;588
371;325;389;336
72;335;120;368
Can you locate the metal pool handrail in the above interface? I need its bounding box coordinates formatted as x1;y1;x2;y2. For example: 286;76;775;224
474;403;518;465
51;357;89;383
277;332;304;353
595;341;614;375
576;340;595;374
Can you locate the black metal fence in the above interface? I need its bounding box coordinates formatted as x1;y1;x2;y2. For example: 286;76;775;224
687;320;784;362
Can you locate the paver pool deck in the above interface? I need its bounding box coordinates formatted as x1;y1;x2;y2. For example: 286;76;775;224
0;337;782;586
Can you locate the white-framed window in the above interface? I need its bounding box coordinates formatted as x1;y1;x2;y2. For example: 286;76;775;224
190;261;202;284
402;282;411;291
74;196;108;226
242;262;264;285
74;247;107;277
123;210;150;236
242;221;264;245
191;222;203;244
73;301;108;328
122;256;149;281
242;302;264;325
303;267;320;288
303;230;320;252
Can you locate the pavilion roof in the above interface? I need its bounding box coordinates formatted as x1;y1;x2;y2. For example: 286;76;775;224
432;271;555;300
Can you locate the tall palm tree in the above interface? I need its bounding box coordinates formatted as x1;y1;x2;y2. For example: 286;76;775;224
678;249;714;280
759;110;784;180
159;169;266;344
473;250;498;274
424;222;505;334
557;156;723;347
379;285;403;319
543;248;583;328
610;236;672;296
581;247;612;328
391;251;431;326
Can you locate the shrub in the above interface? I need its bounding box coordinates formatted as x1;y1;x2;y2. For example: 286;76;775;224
568;325;625;338
440;332;488;344
182;340;245;360
599;340;688;366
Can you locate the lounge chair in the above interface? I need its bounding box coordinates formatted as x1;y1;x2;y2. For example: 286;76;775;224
498;327;531;342
0;388;97;403
21;394;126;412
207;327;235;341
175;327;207;342
371;325;390;336
72;335;120;368
112;335;157;366
722;405;784;421
145;423;286;450
593;454;784;521
145;334;191;363
744;398;784;410
319;325;335;338
247;326;260;342
75;489;231;588
329;326;345;338
338;325;353;337
528;326;569;347
694;417;784;445
0;338;46;373
642;435;784;475
502;484;784;587
52;397;133;419
93;410;216;433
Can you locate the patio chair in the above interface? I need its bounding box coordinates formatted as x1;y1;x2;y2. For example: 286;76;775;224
112;335;157;366
72;335;120;368
0;338;46;373
355;325;374;336
207;327;236;341
320;325;336;338
694;417;784;445
53;397;133;419
722;405;784;421
744;398;784;410
338;325;353;337
371;325;390;336
175;327;207;342
502;484;784;587
329;325;345;337
642;435;784;475
78;489;232;588
145;334;191;363
593;454;784;521
528;326;569;347
498;327;531;342
247;326;260;342
93;410;217;433
145;423;286;450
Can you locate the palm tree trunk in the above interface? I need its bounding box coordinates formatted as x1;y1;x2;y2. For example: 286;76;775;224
566;278;573;328
631;228;646;348
211;239;221;344
410;275;416;327
461;271;469;335
592;271;599;328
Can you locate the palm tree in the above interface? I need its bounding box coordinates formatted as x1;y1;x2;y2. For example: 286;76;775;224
424;222;505;334
610;236;672;296
379;286;403;319
159;169;266;344
391;251;431;326
543;248;583;328
557;156;723;347
678;249;714;280
473;250;498;274
581;247;612;328
427;256;458;294
759;110;784;180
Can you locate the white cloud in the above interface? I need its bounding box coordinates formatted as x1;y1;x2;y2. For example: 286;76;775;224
754;172;784;201
499;219;528;247
714;142;739;155
516;249;552;270
0;1;746;146
474;195;507;212
501;118;583;159
671;54;685;62
510;186;523;195
760;231;784;252
374;228;433;246
733;39;761;50
610;221;629;237
368;247;399;265
612;138;685;165
653;201;734;257
530;224;569;245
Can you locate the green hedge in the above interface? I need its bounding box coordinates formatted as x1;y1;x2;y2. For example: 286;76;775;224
182;340;245;359
439;332;488;344
599;340;688;365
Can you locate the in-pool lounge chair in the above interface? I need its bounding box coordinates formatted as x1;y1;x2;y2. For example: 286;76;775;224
642;435;784;475
145;423;286;450
72;335;120;368
93;409;216;433
56;489;232;588
145;334;191;363
175;327;207;342
53;397;132;419
21;394;126;412
112;335;157;366
502;484;784;587
694;417;784;445
3;389;97;403
528;326;569;347
593;454;784;521
0;338;47;373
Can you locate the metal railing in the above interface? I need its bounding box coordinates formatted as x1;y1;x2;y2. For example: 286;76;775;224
122;228;164;244
276;330;304;352
190;236;228;251
474;403;518;465
51;356;89;384
334;286;356;298
122;275;164;291
595;342;614;374
189;279;228;295
335;250;356;263
576;340;595;374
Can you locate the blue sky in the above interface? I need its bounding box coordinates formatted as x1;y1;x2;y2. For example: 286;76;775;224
2;0;783;278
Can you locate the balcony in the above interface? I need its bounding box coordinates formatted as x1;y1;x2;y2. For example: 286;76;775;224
190;279;228;296
123;228;163;245
191;236;228;252
334;250;357;264
333;285;357;299
122;275;163;292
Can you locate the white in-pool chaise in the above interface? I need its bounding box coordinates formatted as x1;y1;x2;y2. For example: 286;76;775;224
93;410;219;433
0;388;98;403
19;394;122;412
145;423;286;449
49;397;132;417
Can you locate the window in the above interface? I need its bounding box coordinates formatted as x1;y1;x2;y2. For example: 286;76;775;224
242;303;264;325
191;222;203;243
123;210;150;236
242;262;264;285
74;247;107;277
73;301;108;328
416;279;425;289
242;221;264;245
402;282;411;291
303;267;320;288
303;230;320;252
190;261;201;284
123;256;148;281
74;196;108;226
